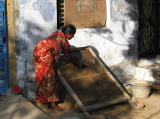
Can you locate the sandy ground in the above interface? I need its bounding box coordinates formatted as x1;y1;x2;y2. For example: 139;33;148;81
34;50;160;119
34;88;160;119
90;89;160;119
33;62;160;119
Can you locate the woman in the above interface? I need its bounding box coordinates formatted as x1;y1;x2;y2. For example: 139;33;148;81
33;24;84;111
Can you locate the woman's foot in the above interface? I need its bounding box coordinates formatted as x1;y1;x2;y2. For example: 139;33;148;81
50;102;64;111
46;102;51;109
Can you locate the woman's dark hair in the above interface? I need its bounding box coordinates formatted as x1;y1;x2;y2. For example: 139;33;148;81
61;24;76;35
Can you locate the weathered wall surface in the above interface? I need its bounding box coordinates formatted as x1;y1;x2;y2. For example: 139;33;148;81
10;0;160;99
16;0;57;79
14;0;57;98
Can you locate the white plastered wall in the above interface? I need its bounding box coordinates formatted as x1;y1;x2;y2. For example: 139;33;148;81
14;0;160;99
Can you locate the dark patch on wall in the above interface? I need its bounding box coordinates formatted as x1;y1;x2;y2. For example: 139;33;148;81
111;0;138;23
33;0;55;21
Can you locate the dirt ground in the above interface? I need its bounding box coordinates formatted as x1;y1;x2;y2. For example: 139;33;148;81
34;88;160;119
34;49;160;119
34;62;160;119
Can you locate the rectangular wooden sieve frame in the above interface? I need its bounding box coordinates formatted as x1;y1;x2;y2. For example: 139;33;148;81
57;46;144;119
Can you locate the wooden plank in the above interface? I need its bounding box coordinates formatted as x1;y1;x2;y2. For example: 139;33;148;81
138;63;160;68
109;60;138;68
88;47;131;99
57;70;90;118
128;98;145;109
86;97;128;111
70;46;89;52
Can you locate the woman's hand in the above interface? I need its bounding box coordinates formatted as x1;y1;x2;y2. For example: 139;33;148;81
77;63;86;68
62;61;69;66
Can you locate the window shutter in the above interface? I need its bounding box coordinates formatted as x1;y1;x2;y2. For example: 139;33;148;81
0;0;9;95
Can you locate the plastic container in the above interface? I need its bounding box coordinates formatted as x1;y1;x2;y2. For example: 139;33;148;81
12;85;21;95
127;80;154;98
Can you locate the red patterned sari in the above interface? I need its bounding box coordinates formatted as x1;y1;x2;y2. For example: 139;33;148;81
33;31;70;103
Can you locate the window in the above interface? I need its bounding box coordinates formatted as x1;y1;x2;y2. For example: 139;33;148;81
139;0;160;58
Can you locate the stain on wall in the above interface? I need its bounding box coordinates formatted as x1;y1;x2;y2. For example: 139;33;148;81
111;0;137;23
18;0;28;4
15;0;57;98
16;0;57;80
33;0;55;21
